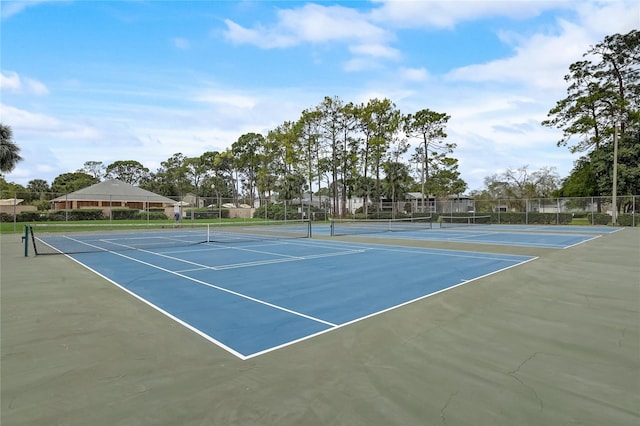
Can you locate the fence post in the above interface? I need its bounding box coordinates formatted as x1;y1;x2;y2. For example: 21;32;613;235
13;191;17;232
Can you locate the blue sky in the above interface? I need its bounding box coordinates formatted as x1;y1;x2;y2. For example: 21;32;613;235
1;0;638;192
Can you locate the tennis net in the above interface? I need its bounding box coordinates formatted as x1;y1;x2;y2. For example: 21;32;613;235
26;219;311;255
439;215;491;228
330;216;432;236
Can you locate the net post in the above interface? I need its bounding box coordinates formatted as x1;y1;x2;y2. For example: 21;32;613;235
308;219;312;238
23;225;30;257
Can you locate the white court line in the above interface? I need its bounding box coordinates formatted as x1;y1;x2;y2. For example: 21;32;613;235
59;236;339;330
254;238;532;262
243;255;539;359
104;238;368;271
376;232;589;249
55;234;540;360
562;234;601;249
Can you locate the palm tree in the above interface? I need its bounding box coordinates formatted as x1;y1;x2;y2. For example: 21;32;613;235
0;123;23;173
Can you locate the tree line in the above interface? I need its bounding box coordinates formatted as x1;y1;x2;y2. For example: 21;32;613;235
3;97;468;217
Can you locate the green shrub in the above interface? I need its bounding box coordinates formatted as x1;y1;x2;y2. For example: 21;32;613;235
111;209;140;220
254;204;304;220
589;213;611;225
183;209;229;220
491;212;572;225
493;212;524;224
139;210;170;220
616;214;637;227
16;211;45;222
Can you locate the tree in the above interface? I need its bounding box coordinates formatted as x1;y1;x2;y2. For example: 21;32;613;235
297;109;323;206
590;131;640;199
26;179;51;201
143;153;190;197
105;160;150;185
530;166;562;198
316;96;348;216
0;176;26;203
382;160;412;215
277;173;306;202
424;156;467;197
479;165;560;210
79;161;105;180
356;98;401;216
404;109;453;196
215;150;238;205
0;123;23;173
184;155;210;200
544;30;639;204
51;172;98;194
543;30;639;153
557;157;598;197
232;133;266;207
198;151;231;204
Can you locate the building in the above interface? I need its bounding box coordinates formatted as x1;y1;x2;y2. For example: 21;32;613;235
51;179;177;218
405;192;475;214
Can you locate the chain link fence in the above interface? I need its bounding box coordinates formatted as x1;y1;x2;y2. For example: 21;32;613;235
1;190;637;228
328;195;638;227
0;190;326;231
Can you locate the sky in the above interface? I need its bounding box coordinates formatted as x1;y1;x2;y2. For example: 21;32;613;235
1;0;638;192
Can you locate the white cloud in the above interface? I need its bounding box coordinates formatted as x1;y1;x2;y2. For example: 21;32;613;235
0;71;49;95
223;19;296;48
1;0;72;20
193;91;258;109
399;67;429;82
444;0;640;92
349;43;400;60
172;37;190;49
1;0;48;19
445;19;589;89
344;57;380;72
224;3;393;54
0;71;21;91
1;104;61;132
370;0;565;29
25;77;49;95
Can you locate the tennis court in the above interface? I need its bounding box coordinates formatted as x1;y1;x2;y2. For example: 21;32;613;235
2;223;638;425
325;217;616;248
25;224;535;359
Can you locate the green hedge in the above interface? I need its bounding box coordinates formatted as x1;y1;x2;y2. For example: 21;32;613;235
254;204;315;220
492;212;573;225
183;209;230;220
589;213;611;225
13;209;105;222
2;208;172;222
111;209;170;220
614;214;637;227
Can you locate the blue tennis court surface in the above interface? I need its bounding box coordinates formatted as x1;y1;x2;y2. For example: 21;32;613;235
66;238;536;359
320;223;615;248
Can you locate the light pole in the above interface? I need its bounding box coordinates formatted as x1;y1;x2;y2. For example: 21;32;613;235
211;183;221;220
612;122;619;226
